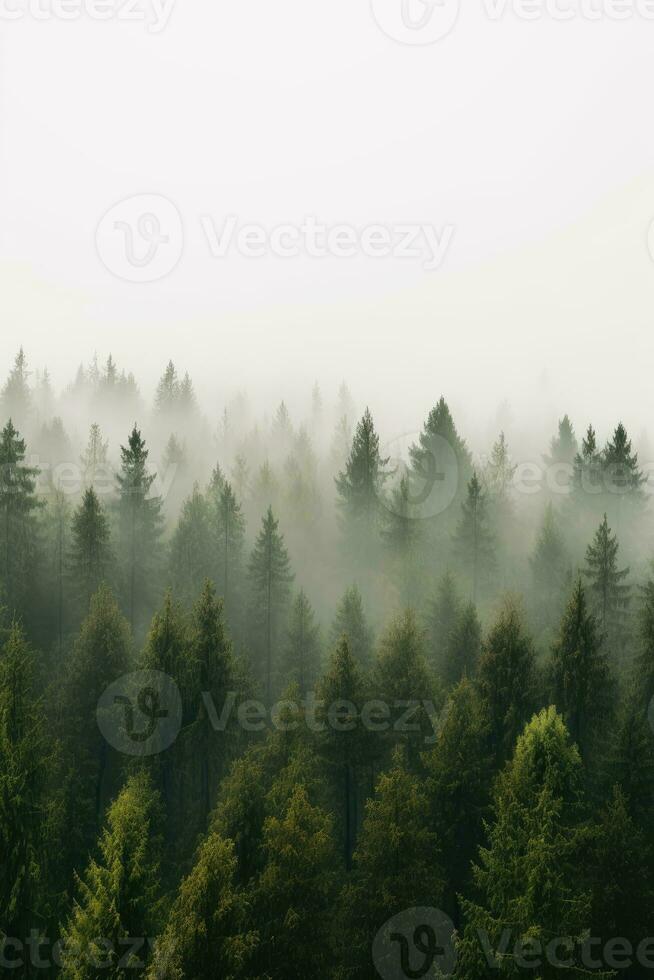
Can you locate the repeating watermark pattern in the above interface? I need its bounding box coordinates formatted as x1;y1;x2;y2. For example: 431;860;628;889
372;0;654;44
373;907;457;978
0;0;176;31
96;195;184;283
0;933;155;970
382;431;460;521
97;674;446;756
96;194;455;282
97;670;182;756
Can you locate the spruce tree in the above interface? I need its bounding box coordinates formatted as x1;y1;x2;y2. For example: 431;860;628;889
547;579;614;762
154;360;179;416
169;485;214;607
80;423;109;491
453;471;495;603
426;571;461;679
60;771;163;979
329;584;374;669
442;600;481;688
248;507;294;703
282;590;322;697
543;413;577;468
212;480;246;625
573;423;602;498
583;513;630;659
476;598;538;767
457;708;591;979
603;421;645;499
0;420;41;618
529;502;568;632
116;426;163;631
1;348;32;427
410;397;472;508
335;407;389;543
69;488;112;613
380;474;422;603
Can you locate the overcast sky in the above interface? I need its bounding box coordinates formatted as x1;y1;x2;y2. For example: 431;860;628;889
1;0;654;437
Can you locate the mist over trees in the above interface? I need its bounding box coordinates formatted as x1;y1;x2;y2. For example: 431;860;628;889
2;347;654;977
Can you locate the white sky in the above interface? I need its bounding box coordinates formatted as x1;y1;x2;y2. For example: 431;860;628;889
1;0;654;435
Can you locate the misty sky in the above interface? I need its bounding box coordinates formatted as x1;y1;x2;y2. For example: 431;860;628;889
1;1;654;436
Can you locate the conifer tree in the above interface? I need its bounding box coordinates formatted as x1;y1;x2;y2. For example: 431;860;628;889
248;507;294;703
0;420;41;617
543;413;577;467
442;600;482;687
282;590;321;697
69;488;112;613
380;474;422;602
529;502;568;631
547;579;614;761
573;423;602;498
335;407;389;542
476;598;538;767
606;690;654;840
80;423;109;491
1;348;32;427
329;584;374;669
583;513;630;658
60;771;163;979
169;485;214;606
457;708;590;978
426;571;461;678
603;421;645;499
154;359;179;416
410;396;472;494
41;487;71;657
453;471;495;603
636;575;654;703
0;624;47;943
116;426;164;630
483;432;516;536
212;480;246;625
339;749;443;978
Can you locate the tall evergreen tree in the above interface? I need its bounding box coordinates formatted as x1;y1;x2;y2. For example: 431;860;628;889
329;584;374;670
603;421;645;499
80;423;109;491
212;480;246;626
442;600;482;688
169;485;214;606
248;507;294;703
543;413;577;468
453;471;495;603
0;420;41;618
116;426;163;631
547;579;614;762
69;488;112;613
529;502;568;632
282;590;322;697
1;348;32;427
154;360;179;416
457;708;591;979
426;571;462;679
573;423;603;498
60;771;163;979
335;408;389;542
583;513;630;659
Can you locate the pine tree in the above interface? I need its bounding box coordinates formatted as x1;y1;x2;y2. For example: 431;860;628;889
146;831;252;980
44;487;71;657
69;488;112;613
316;637;367;869
335;408;389;542
636;575;654;703
453;471;495;603
339;748;443;978
483;431;516;506
212;480;246;625
248;507;294;703
0;624;47;942
547;579;614;762
603;421;645;499
543;413;578;467
1;348;32;427
606;690;654;841
0;420;41;617
423;678;492;925
116;426;164;630
457;708;591;979
169;485;214;606
529;502;568;632
178;372;197;418
80;423;109;491
573;424;602;497
271;400;293;455
380;474;422;603
282;590;322;697
583;513;630;659
410;396;472;536
476;598;538;767
60;771;163;979
442;601;482;688
426;571;462;679
154;360;179;416
329;584;374;669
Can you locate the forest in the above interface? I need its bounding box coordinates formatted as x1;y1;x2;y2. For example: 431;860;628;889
1;345;654;979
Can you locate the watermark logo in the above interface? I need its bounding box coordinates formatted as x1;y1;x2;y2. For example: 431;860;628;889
0;0;177;33
96;194;183;283
373;907;457;979
382;432;460;521
371;0;460;44
97;670;182;756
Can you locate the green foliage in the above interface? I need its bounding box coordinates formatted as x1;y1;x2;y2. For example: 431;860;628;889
335;408;389;542
0;419;41;618
330;584;374;669
69;489;112;613
453;472;495;602
282;589;322;697
584;513;630;660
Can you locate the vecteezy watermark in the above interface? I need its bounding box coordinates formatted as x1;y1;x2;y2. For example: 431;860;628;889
96;195;184;284
0;932;156;971
98;674;446;756
372;0;654;44
0;0;176;32
95;194;455;282
11;455;179;501
97;670;183;756
373;908;457;979
381;431;460;521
